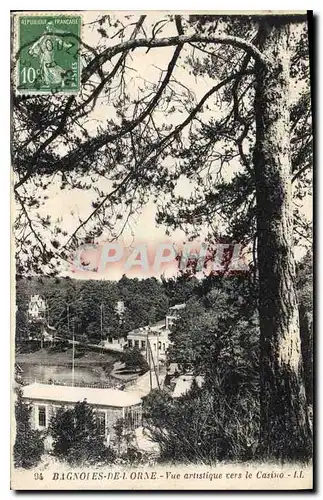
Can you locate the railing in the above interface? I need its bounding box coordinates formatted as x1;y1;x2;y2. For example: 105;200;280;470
20;377;123;389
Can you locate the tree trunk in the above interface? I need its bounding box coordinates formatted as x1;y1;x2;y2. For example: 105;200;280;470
253;20;312;459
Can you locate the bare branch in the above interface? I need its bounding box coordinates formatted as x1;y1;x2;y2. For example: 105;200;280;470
84;33;268;82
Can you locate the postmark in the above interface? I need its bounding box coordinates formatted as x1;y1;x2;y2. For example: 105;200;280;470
16;14;82;94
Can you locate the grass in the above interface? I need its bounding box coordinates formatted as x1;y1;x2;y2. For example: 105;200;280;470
16;346;120;368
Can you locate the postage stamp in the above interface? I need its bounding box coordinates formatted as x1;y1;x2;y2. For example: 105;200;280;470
16;14;81;93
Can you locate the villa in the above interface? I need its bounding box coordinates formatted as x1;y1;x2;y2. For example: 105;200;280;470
127;303;186;368
98;303;186;366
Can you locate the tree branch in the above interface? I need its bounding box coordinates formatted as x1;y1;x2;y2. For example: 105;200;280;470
56;43;184;174
84;33;268;82
292;163;311;183
13;16;147;191
14;28;264;191
14;96;75;190
62;69;255;246
62;171;134;250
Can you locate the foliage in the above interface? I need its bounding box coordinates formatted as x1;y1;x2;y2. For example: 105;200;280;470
118;275;169;333
14;388;45;469
49;401;116;465
120;347;149;373
144;380;259;464
144;277;260;464
296;250;313;316
113;417;136;458
161;273;199;306
16;275;169;341
296;251;313;404
168;277;258;374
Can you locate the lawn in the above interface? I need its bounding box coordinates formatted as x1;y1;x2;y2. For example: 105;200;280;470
16;346;119;368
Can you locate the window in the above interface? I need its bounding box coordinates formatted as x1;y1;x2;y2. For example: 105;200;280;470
96;411;106;436
163;343;165;351
128;339;133;348
134;340;139;348
141;340;146;350
125;406;142;430
158;341;161;350
38;405;46;427
134;406;142;428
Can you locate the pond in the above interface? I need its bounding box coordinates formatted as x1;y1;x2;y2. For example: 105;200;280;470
18;362;119;388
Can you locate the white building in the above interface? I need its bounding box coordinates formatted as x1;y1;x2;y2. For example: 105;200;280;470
102;336;127;352
28;295;46;322
22;382;142;442
126;304;186;368
172;374;204;398
127;320;170;367
165;303;186;329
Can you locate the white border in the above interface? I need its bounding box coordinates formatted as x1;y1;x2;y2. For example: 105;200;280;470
1;3;321;498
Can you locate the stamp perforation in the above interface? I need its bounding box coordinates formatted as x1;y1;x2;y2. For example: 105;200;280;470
12;11;82;96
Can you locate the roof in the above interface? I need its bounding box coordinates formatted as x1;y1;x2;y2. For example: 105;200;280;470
169;303;186;311
150;319;167;329
172;375;204;398
22;383;142;408
167;363;179;375
127;320;170;338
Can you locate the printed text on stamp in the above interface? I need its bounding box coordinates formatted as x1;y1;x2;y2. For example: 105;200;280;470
17;15;81;93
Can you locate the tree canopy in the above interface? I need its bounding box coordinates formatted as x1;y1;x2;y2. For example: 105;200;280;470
16;274;170;341
12;13;312;275
14;388;45;469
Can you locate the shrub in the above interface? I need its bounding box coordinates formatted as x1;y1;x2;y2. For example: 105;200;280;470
144;378;259;464
120;347;149;373
50;401;116;466
14;388;45;469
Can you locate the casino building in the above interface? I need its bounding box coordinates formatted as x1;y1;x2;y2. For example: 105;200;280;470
126;303;186;368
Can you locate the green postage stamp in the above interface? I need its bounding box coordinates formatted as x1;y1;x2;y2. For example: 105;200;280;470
16;14;81;93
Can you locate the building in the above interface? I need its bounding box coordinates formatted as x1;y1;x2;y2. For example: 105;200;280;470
27;295;56;342
126;304;186;368
28;295;46;322
172;374;204;398
102;336;127;352
42;324;56;343
165;303;186;329
22;382;142;443
127;320;170;367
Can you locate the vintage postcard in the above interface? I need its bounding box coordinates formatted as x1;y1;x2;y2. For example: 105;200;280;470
10;10;313;490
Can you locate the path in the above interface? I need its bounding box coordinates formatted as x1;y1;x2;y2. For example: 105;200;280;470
125;369;166;398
